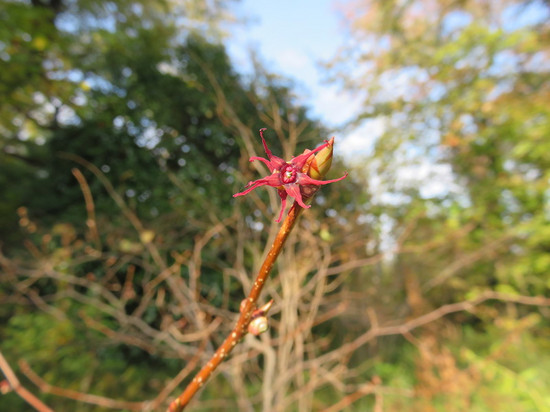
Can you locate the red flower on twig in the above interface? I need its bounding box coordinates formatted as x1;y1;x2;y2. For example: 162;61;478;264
234;128;348;222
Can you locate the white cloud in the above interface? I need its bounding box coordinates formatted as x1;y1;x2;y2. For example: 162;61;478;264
277;48;312;73
339;119;384;158
311;85;364;126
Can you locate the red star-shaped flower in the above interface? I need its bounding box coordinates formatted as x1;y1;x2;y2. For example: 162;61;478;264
234;128;348;222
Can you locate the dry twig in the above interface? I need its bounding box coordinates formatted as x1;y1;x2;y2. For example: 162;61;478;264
167;204;305;411
0;350;53;412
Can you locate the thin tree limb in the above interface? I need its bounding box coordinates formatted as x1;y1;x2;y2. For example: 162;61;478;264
0;351;53;412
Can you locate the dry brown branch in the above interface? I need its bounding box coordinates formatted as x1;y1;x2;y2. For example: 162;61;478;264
71;167;101;249
284;291;550;383
188;216;235;303
11;321;208;412
80;311;159;355
423;234;514;290
0;351;53;412
167;204;305;411
145;340;207;411
19;360;147;410
319;381;413;412
58;153;199;326
273;289;550;411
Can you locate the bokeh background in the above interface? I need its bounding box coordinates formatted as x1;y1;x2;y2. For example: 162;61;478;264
1;0;549;411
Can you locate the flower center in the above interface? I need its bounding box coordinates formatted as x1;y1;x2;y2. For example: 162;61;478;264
280;164;297;184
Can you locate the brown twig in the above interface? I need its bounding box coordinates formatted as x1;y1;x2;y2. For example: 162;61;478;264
71;168;101;249
18;360;147;411
0;350;53;412
319;381;411;412
146;340;207;411
79;311;159;355
167;203;304;411
281;291;550;383
13;327;207;412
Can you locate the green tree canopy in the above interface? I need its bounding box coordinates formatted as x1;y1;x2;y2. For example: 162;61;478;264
329;0;550;297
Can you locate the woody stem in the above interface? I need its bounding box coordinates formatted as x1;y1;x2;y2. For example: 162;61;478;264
167;203;304;411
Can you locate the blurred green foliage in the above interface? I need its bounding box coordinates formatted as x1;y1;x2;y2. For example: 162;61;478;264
0;0;342;409
1;0;549;410
325;0;550;410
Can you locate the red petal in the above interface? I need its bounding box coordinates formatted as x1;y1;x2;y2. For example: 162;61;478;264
297;172;348;186
249;156;274;170
259;128;273;158
275;189;288;222
259;129;286;169
261;173;283;187
284;183;310;209
233;181;267;197
291;140;331;170
233;173;283;197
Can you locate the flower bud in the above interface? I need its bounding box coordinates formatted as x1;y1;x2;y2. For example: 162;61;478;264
307;137;335;180
234;129;346;221
247;299;274;336
255;299;274;315
248;316;269;336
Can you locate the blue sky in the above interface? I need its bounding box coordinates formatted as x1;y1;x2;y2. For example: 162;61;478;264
224;0;549;206
227;0;378;158
228;0;363;127
226;0;550;161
